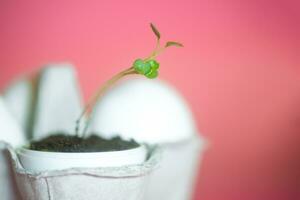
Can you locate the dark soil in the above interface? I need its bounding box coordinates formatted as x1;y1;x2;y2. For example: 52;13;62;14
29;133;140;152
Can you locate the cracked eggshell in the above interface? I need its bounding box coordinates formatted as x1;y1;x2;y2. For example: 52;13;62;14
32;64;84;140
90;78;198;144
0;97;25;147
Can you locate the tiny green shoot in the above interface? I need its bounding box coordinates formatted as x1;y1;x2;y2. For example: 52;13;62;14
75;23;183;136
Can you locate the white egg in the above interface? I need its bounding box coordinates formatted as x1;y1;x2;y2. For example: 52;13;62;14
90;78;198;144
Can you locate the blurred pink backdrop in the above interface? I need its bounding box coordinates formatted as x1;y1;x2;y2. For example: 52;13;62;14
0;0;299;199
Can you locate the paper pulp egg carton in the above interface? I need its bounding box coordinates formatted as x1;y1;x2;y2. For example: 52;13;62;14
0;64;160;200
0;63;206;200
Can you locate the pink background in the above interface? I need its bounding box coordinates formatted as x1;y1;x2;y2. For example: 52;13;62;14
0;1;299;199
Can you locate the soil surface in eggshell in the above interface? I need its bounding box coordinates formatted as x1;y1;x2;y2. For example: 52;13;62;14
29;133;140;152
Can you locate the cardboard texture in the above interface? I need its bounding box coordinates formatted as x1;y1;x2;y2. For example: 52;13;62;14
0;143;21;200
1;142;160;200
0;137;204;200
0;97;25;200
145;136;204;200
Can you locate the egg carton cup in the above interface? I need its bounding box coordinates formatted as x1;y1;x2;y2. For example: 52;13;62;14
145;135;205;200
0;141;160;200
0;143;21;200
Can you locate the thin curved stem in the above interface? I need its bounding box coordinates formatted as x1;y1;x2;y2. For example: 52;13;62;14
143;39;162;61
75;67;137;136
144;47;166;62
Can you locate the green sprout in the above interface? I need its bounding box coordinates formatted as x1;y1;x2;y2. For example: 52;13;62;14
75;23;183;136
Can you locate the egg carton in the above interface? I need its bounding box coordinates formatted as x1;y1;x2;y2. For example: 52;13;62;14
144;136;204;200
0;64;206;200
0;138;202;200
1;141;160;200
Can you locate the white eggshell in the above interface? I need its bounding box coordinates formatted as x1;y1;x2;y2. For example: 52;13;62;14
3;79;32;133
90;78;197;143
0;97;26;147
32;64;83;140
17;145;147;172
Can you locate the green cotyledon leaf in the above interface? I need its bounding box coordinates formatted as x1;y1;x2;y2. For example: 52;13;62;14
133;59;151;75
147;59;160;70
146;69;158;79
